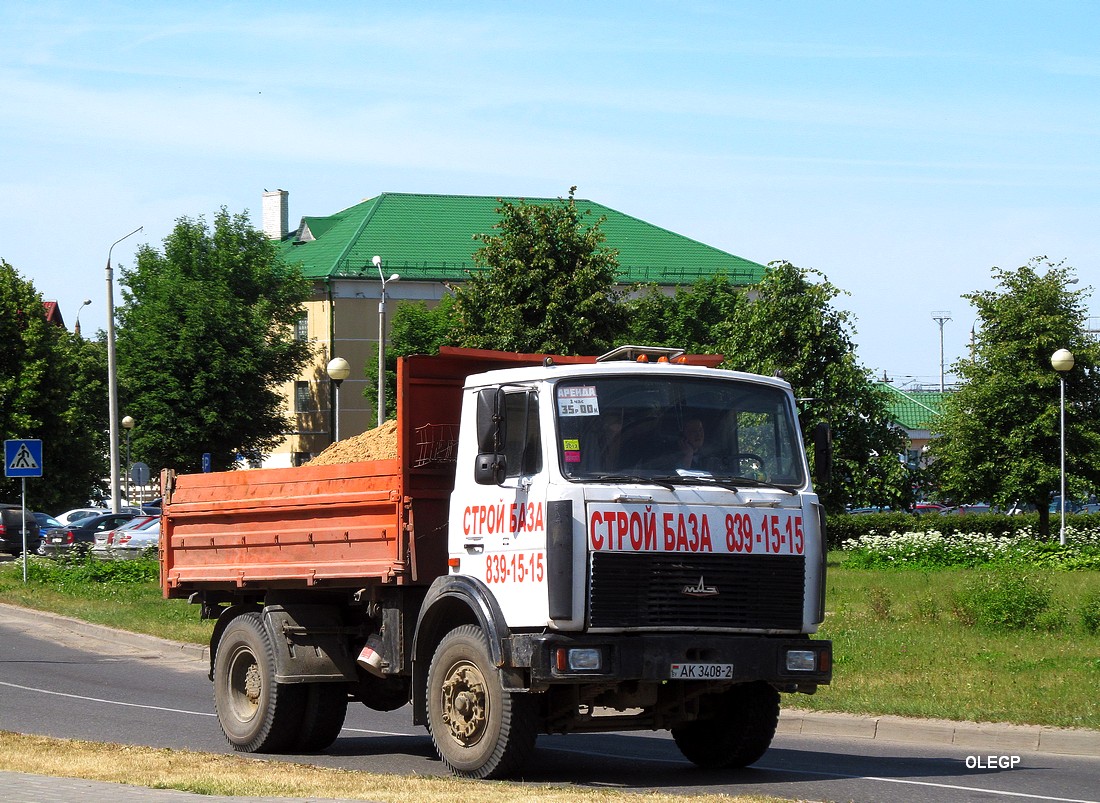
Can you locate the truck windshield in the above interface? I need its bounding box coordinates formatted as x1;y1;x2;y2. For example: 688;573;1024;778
555;375;805;488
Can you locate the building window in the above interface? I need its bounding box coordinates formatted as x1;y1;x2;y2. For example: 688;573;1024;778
295;381;315;413
292;451;311;467
294;313;308;342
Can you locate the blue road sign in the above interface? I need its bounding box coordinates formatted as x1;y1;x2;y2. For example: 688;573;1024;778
5;439;43;478
202;452;212;473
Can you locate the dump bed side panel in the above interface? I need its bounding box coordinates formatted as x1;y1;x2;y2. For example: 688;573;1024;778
162;459;407;596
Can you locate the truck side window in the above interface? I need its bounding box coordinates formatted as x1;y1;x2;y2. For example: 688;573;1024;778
503;392;541;477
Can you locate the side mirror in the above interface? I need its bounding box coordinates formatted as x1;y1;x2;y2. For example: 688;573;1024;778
475;388;508;485
476;388;507;452
474;452;507;485
813;421;832;489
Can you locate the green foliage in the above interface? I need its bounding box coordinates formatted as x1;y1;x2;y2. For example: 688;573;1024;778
1080;592;1100;635
25;554;160;587
117;209;313;473
0;260;109;511
838;516;1100;570
451;188;627;355
717;262;910;512
866;586;892;620
952;571;1053;631
828;510;1042;549
931;258;1100;536
620;276;743;353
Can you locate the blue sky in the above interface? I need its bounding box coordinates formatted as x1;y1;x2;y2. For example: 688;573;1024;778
3;1;1097;387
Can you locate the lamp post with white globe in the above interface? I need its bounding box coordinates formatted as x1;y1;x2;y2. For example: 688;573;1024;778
326;357;351;443
1051;348;1075;545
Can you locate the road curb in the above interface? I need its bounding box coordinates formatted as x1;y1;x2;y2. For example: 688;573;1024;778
779;708;1100;756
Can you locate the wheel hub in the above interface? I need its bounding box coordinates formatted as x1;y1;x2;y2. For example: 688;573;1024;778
440;664;487;743
243;663;262;704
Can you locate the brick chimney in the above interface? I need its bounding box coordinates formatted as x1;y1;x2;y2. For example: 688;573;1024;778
262;189;289;240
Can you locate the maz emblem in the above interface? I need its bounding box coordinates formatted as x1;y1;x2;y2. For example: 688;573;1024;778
681;576;719;597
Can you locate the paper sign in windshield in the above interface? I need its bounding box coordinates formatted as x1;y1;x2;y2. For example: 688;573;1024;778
557;385;600;416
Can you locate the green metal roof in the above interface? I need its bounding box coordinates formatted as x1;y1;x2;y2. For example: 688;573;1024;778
877;383;945;431
275;193;767;286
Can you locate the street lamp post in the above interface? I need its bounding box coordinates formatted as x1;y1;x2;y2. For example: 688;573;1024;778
74;298;92;337
373;255;400;427
107;226;143;514
326;357;351;442
1051;348;1075;546
121;415;135;505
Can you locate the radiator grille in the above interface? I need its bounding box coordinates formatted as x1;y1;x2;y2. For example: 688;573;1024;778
588;552;805;629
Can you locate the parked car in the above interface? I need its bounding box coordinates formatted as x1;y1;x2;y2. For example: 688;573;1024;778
141;497;163;515
0;504;41;555
954;503;995;515
90;515;159;560
34;512;63;530
54;507;108;526
913;503;947;515
39;512;141;558
110;516;160;560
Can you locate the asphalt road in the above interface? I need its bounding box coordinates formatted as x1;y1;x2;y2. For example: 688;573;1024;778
1;603;1098;802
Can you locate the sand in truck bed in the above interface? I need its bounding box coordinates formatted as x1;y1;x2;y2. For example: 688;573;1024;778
306;419;399;465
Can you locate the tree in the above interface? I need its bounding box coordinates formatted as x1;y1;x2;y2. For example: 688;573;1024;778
116;209;313;474
450;188;627;355
716;262;910;512
0;260;109;511
931;258;1100;536
620;275;744;354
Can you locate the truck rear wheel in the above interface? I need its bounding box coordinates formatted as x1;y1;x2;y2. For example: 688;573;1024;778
294;683;348;753
671;681;780;769
213;612;305;753
426;625;537;779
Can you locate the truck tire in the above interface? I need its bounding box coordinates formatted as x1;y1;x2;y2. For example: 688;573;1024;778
426;625;537;779
671;681;780;769
293;683;348;753
213;612;305;753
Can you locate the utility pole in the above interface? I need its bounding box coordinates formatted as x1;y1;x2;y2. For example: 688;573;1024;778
931;311;952;393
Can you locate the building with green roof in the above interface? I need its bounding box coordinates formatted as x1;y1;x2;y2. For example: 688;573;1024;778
877;382;946;468
260;190;769;466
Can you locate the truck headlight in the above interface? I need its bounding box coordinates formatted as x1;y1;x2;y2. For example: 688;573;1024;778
785;649;817;672
555;647;603;672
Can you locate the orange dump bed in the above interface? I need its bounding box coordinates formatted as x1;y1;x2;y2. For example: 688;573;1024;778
161;348;589;599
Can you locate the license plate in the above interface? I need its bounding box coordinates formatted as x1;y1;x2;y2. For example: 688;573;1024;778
669;663;734;680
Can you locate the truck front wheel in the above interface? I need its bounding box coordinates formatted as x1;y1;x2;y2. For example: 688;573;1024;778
213;612;305;753
426;625;537;779
671;681;780;769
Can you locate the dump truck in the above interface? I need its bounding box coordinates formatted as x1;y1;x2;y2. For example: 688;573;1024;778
161;345;832;779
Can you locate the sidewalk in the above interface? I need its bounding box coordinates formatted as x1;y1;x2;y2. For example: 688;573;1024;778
2;602;1099;800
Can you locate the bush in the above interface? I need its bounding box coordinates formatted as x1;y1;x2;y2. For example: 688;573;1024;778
827;510;1100;551
952;571;1052;631
25;554;159;588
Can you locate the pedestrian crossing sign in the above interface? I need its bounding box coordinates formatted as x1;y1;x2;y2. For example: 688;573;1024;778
5;439;43;478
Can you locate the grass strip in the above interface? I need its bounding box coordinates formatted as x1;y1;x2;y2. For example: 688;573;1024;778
0;731;778;802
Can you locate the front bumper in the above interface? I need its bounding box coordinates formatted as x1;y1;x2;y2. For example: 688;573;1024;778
509;632;832;689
